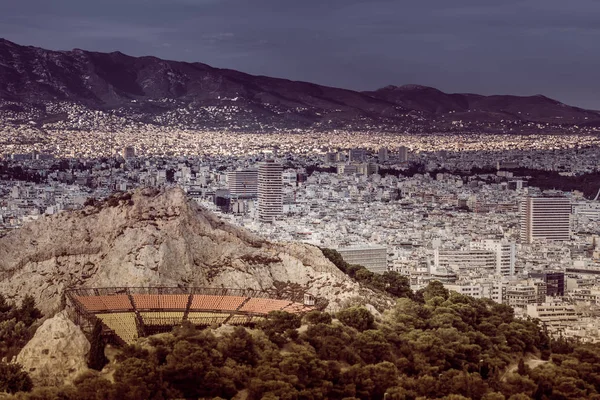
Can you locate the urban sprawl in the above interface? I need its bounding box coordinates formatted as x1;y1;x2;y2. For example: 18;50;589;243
2;132;600;342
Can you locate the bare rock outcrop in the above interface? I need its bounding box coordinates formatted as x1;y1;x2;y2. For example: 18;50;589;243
16;311;90;387
0;188;391;314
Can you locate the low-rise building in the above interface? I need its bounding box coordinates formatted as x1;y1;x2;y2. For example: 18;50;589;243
337;245;388;274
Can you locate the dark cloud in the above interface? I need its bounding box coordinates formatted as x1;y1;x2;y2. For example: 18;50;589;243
1;0;599;108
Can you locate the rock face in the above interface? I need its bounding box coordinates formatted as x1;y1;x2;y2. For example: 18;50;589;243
0;188;389;314
16;311;90;387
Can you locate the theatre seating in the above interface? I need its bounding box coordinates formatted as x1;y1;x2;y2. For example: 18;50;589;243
96;313;138;343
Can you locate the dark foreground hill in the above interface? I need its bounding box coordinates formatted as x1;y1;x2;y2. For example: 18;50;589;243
1;38;599;133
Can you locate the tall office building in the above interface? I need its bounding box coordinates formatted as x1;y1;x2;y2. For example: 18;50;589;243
398;146;408;162
227;169;258;198
258;160;283;223
348;148;366;162
123;146;135;159
529;271;565;297
324;152;337;164
378;147;389;162
520;196;571;243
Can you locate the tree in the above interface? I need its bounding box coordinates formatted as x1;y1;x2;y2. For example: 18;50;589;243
0;362;33;394
219;326;259;366
70;371;119;400
320;248;348;273
114;357;170;400
418;281;450;303
303;310;332;325
88;319;109;371
381;272;413;299
353;330;392;364
337;306;374;332
481;393;506;400
517;358;529;376
501;374;536;398
15;295;42;327
0;294;11;316
260;311;302;346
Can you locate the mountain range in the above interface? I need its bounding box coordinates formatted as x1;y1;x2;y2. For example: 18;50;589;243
1;38;599;132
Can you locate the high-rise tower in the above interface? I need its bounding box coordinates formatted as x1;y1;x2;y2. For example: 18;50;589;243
258;160;283;223
520;196;571;243
227;169;258;198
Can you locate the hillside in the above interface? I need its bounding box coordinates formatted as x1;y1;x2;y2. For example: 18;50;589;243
0;188;388;315
6;284;600;399
1;38;599;133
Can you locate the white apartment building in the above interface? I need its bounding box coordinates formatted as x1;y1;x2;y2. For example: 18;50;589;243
445;283;482;298
568;288;600;304
470;239;516;276
520;196;571;244
257;160;283;223
337;245;388;274
526;303;578;331
282;170;298;186
445;280;504;303
574;203;600;221
506;285;538;308
434;249;496;274
227;169;258;198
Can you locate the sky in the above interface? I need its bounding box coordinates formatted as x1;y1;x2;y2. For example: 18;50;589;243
1;0;600;109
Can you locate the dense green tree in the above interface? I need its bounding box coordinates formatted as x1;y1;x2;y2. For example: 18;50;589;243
302;323;360;364
481;393;506;400
501;374;536;398
88;319;108;371
0;294;12;316
0;362;32;394
380;272;412;299
219;326;259;366
114;357;170;400
67;371;120;400
17;296;43;326
0;295;42;361
353;330;392;364
303;310;332;325
320;249;414;300
418;280;450;303
517;358;529;376
260;311;302;347
9;287;600;400
337;306;374;332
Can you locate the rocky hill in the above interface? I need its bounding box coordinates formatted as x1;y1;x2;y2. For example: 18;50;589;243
1;38;599;133
0;188;387;315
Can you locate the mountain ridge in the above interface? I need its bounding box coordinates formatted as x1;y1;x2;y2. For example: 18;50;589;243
1;38;599;132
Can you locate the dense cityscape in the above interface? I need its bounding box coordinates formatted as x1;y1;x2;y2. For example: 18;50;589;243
2;132;600;344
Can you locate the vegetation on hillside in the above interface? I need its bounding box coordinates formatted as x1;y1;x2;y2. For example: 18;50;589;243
321;248;413;300
0;294;41;394
3;282;600;399
0;294;42;361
